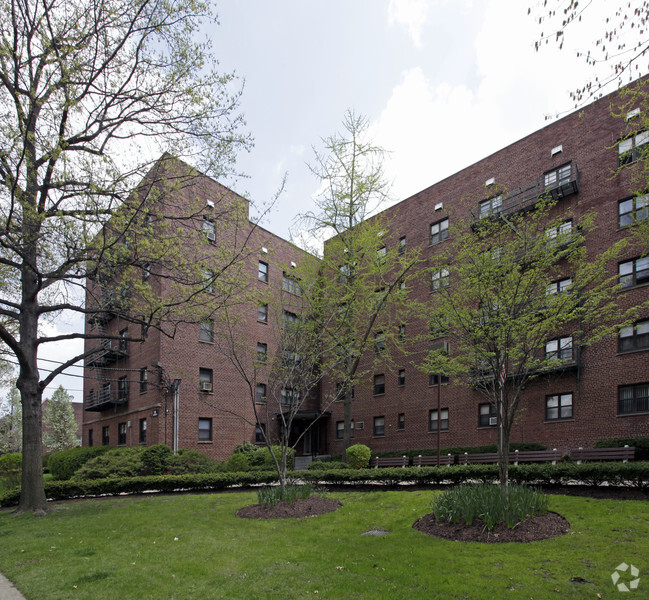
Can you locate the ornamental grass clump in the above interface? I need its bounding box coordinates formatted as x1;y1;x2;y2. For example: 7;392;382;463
257;483;314;509
431;483;549;531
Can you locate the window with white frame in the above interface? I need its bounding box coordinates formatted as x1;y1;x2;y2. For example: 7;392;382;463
619;257;649;288
203;217;215;240
199;320;214;343
257;303;268;323
619;130;649;165
619;195;649;227
479;195;502;218
430;218;449;244
258;261;268;283
282;272;301;296
546;277;572;295
545;393;573;421
544;163;572;190
478;403;497;427
545;220;573;242
545;336;573;361
618;320;649;352
431;267;450;291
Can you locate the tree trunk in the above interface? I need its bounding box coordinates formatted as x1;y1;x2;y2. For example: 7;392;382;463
496;392;511;507
342;392;353;462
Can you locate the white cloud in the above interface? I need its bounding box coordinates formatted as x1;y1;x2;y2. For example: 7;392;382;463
387;0;432;47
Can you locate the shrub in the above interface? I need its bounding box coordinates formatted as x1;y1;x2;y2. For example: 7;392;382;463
0;453;21;475
431;483;549;530
49;446;110;480
307;460;347;471
596;438;649;461
256;483;314;509
166;449;218;474
250;446;295;471
226;453;250;472
141;444;173;475
72;447;144;480
346;444;371;469
232;441;258;455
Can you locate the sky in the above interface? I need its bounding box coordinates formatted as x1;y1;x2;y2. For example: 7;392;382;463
30;0;646;404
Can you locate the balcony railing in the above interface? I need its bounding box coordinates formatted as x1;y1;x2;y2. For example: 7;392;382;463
86;338;129;367
471;162;580;225
85;387;129;412
87;290;130;324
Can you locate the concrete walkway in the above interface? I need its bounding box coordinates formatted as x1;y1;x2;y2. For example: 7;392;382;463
0;571;27;599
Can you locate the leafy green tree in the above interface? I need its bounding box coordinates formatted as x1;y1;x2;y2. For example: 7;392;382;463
294;111;420;459
0;384;21;454
422;200;624;499
0;0;249;513
43;386;79;452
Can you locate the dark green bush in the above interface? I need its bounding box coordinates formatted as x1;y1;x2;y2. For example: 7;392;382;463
232;441;258;455
166;449;218;474
48;446;110;480
596;438;649;461
72;447;144;480
0;453;21;475
307;460;347;471
226;453;250;472
346;444;371;469
141;444;173;475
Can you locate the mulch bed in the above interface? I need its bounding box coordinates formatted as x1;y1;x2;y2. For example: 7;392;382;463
236;496;341;519
412;511;570;543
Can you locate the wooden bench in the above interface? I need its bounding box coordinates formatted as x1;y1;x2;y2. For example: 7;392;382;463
412;454;454;467
511;449;562;465
459;452;500;465
570;446;635;464
370;456;409;468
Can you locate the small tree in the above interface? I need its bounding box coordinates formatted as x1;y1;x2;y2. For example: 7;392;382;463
295;111;420;459
43;386;79;452
0;385;22;454
423;200;624;499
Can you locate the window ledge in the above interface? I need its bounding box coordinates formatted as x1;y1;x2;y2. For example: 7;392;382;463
617;348;649;356
428;430;449;434
617;411;649;418
373;392;385;397
428;240;449;248
544;418;574;424
372;435;385;438
198;440;213;444
198;340;214;345
477;425;497;430
619;281;649;292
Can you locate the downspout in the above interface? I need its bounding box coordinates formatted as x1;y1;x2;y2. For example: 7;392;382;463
172;379;181;455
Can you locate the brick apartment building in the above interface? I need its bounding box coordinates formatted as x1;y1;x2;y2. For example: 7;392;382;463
83;83;649;460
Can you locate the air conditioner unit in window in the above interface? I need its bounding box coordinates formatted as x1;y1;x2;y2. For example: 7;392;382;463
200;381;213;392
489;416;498;426
356;421;364;430
206;232;216;242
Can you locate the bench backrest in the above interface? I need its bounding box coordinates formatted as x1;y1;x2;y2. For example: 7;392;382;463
570;446;635;463
370;456;409;468
413;454;454;467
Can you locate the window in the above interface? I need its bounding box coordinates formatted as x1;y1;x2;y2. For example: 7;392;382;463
619;257;649;288
398;369;406;387
199;320;214;343
281;388;298;405
479;195;502;219
546;393;573;421
198;418;212;441
431;267;450;291
544;163;572;190
119;328;128;353
202;268;215;293
282;310;299;327
373;416;385;437
282;272;301;296
619;195;649;227
373;374;385;395
257;303;268;323
282;350;301;365
255;383;267;403
139;368;148;393
139;419;147;444
619;320;649;352
545;336;573;361
618;383;649;414
545;220;573;242
338;263;352;282
374;331;386;354
335;382;354;401
118;422;127;445
429;409;449;432
547;277;572;295
429;373;449;386
336;420;354;440
256;343;267;363
142;263;151;283
203;216;215;240
397;413;405;430
398;236;406;254
374;287;386;309
102;425;109;446
398;324;406;342
88;428;94;447
376;246;386;262
258;261;268;283
619;130;649;165
478;403;497;427
255;423;266;443
430;218;449;244
199;368;213;392
118;376;129;401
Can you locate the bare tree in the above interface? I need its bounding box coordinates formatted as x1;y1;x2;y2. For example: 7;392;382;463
0;0;249;513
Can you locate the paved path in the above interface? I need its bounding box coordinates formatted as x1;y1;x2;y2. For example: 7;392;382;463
0;571;27;599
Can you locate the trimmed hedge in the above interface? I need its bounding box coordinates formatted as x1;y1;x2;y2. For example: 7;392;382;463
596;437;649;461
48;446;111;480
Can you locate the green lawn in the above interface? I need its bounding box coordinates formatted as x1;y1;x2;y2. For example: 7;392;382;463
0;490;647;599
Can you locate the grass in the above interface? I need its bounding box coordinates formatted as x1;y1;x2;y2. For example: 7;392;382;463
432;483;549;530
0;490;647;599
